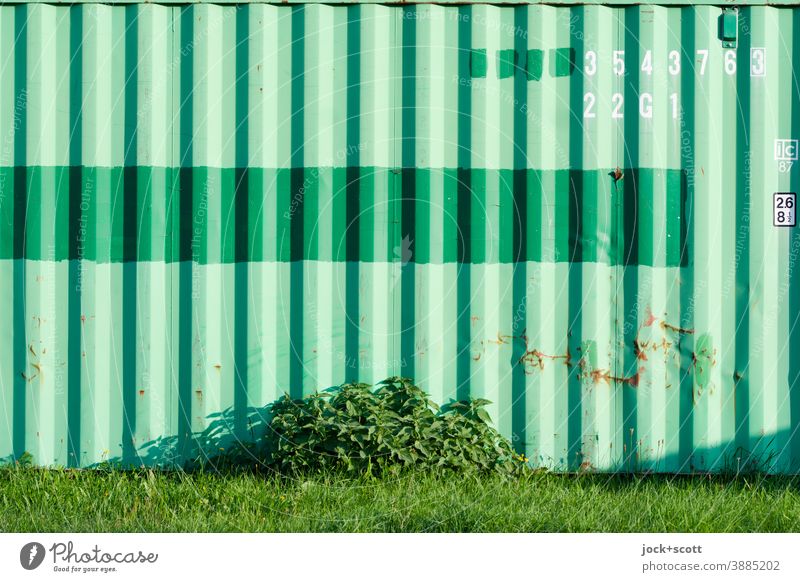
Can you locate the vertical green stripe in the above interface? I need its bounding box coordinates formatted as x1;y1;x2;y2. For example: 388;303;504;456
177;5;194;460
678;7;696;470
510;5;528;452
233;4;249;438
66;5;83;467
121;7;139;466
566;5;585;470
345;6;360;380
289;6;304;397
734;8;752;460
11;5;26;461
620;7;641;470
456;5;472;400
400;6;416;379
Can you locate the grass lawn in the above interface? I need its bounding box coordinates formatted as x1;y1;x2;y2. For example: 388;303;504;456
2;468;800;532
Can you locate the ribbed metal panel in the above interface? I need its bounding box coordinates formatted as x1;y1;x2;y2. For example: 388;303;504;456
0;3;799;472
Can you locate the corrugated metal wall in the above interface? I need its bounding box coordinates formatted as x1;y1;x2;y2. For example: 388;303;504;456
1;2;799;472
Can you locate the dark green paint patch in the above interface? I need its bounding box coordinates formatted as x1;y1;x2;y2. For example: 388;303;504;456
470;48;487;78
0;165;688;267
497;49;517;79
693;333;715;390
550;47;575;77
526;49;544;81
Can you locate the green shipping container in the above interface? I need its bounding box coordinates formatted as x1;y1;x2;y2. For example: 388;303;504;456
0;0;798;472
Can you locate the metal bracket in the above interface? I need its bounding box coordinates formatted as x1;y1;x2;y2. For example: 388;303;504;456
719;7;738;49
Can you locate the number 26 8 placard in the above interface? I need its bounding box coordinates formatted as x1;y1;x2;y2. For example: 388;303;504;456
774;193;796;227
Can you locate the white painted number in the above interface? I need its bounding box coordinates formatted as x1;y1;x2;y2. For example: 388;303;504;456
640;93;653;119
725;50;737;75
585;51;597;76
641;50;653;75
613;50;625;76
577;47;754;119
668;50;681;75
581;92;679;120
612;93;624;119
583;92;596;118
751;48;766;77
697;49;708;75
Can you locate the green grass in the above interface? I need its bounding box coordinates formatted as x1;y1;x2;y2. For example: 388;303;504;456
2;468;800;532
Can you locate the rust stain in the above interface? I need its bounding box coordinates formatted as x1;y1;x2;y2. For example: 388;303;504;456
472;353;481;361
578;351;642;387
489;332;513;345
640;309;692;336
28;344;36;357
213;364;222;371
520;345;572;372
660;320;694;335
138;390;145;397
633;339;648;361
22;363;43;383
636;337;674;357
195;390;203;401
582;366;643;387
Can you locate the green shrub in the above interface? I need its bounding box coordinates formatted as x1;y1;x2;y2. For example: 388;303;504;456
266;377;522;476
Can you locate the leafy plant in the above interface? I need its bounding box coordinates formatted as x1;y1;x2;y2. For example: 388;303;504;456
15;451;34;468
266;377;522;476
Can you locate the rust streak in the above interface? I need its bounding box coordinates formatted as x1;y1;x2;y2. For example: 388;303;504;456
660;320;695;335
520;347;572;372
489;332;514;345
582;365;643;387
